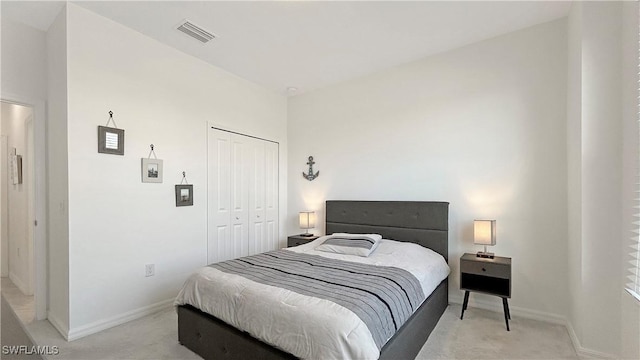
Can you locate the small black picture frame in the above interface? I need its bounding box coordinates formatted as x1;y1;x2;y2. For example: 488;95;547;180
175;185;193;207
98;126;125;155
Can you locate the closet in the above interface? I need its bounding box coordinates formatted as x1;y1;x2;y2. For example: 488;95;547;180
207;127;279;264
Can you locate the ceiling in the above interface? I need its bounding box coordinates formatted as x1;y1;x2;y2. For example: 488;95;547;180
2;1;572;96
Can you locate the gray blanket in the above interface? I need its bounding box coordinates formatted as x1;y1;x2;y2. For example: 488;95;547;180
210;250;425;349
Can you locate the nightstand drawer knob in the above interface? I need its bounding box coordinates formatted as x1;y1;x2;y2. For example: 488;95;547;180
482;268;486;272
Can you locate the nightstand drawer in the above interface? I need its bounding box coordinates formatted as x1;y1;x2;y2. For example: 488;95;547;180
461;259;510;279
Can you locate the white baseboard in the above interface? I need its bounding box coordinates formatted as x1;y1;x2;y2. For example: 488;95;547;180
66;298;174;341
564;322;618;359
9;271;32;296
449;294;617;359
47;311;69;340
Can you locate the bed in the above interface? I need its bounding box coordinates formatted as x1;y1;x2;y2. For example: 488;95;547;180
176;200;449;359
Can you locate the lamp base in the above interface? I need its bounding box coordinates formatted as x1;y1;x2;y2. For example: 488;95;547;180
476;251;495;259
299;233;315;237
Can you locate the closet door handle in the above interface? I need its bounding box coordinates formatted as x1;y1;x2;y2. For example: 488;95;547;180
235;217;239;220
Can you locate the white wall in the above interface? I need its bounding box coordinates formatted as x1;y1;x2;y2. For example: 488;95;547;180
620;2;640;358
0;102;33;295
567;2;585;351
566;1;583;346
288;19;569;319
1;134;7;277
46;7;70;334
566;1;638;358
0;19;47;101
580;4;623;351
63;3;287;338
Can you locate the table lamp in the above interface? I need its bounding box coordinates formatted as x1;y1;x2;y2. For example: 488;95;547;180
299;211;316;237
474;219;496;258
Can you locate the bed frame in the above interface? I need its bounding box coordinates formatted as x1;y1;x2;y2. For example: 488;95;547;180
178;200;449;360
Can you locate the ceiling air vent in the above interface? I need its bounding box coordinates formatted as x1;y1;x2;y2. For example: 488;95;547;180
176;20;215;44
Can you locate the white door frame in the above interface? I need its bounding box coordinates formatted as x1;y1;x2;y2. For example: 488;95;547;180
2;94;48;321
1;135;8;277
26;114;35;296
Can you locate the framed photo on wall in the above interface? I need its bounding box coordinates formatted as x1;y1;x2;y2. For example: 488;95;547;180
98;126;125;155
175;184;193;207
141;158;163;183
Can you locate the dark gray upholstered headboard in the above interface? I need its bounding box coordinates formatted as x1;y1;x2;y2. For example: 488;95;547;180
325;201;449;262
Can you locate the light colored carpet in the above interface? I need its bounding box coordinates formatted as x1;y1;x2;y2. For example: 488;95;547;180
21;303;579;360
26;309;199;360
1;295;42;360
418;304;578;359
1;277;35;325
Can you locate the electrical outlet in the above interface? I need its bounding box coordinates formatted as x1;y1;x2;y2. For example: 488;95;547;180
145;264;155;277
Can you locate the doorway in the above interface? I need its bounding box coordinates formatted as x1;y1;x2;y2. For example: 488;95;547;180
0;97;47;322
1;102;35;322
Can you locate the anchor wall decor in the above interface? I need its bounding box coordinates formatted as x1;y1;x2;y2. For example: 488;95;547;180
302;156;319;181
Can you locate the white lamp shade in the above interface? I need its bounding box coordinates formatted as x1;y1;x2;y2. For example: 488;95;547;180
299;211;316;230
474;220;496;246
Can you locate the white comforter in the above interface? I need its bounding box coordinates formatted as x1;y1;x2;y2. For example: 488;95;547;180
174;239;450;360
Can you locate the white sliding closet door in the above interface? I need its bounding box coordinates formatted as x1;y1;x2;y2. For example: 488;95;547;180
248;138;266;255
229;134;249;259
208;127;278;264
208;129;231;263
264;141;279;253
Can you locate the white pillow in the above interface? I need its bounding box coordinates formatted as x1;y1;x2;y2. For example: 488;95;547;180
314;233;382;257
